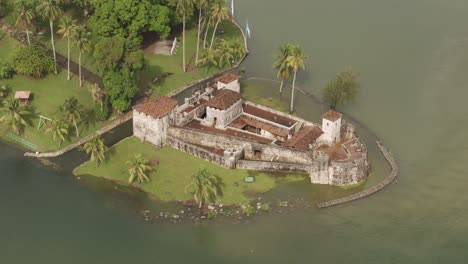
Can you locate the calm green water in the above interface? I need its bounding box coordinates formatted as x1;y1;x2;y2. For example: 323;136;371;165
3;0;468;262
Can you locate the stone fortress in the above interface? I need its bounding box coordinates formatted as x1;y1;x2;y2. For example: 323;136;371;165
133;73;369;186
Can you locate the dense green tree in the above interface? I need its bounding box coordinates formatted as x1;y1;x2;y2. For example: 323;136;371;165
93;36;125;73
285;44;307;113
0;60;15;79
185;168;219;208
273;43;293;95
103;70;138;112
10;45;54;78
72;25;91;87
323;69;359;110
0;97;32;135
60;96;84;137
198;48;218;73
45;118;69;146
37;0;62;74
209;0;228;50
57;16;77;80
216;41;234;68
126;154;152;184
88;0;171;45
15;0;35;45
175;0;194;72
84;135;107;165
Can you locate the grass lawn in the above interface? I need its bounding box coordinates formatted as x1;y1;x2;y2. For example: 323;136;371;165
0;33;109;152
75;137;305;205
141;20;244;97
241;79;290;113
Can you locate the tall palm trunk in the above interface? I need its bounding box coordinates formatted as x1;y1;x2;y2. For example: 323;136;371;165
182;12;186;72
25;29;31;45
67;37;70;80
279;78;284;95
195;7;202;66
78;51;82;86
209;19;220;50
290;70;297;113
73;118;79;137
49;20;57;74
203;21;210;49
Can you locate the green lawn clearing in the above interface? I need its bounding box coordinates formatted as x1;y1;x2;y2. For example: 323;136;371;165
241;79;290;113
74;137;305;205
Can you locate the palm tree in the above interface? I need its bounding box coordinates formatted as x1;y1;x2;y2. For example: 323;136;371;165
198;48;218;73
273;44;293;95
185;168;218;208
230;38;245;62
72;25;91;87
57;16;77;81
285;44;307;113
176;0;194;72
60;96;84;138
83;135;107;166
209;0;229;50
88;83;106;111
14;0;35;45
37;0;62;74
0;97;32;135
126;154;152;184
216;41;234;68
45;118;69;146
195;0;209;66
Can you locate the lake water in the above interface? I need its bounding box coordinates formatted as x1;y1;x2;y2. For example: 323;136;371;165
2;0;468;263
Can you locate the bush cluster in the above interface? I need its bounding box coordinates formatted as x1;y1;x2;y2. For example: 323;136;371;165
10;45;54;78
0;60;15;79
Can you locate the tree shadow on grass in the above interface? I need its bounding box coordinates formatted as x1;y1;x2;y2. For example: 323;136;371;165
214;174;226;198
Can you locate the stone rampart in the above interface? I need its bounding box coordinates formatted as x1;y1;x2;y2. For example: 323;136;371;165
236;160;309;173
167;127;312;164
167;136;226;167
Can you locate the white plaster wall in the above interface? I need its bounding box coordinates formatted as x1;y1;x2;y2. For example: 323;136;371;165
217;80;240;93
322;117;341;143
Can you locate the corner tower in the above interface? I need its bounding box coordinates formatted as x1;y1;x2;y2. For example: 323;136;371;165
321;110;342;144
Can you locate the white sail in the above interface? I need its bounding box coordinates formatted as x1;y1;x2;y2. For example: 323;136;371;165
231;0;234;17
246;20;251;39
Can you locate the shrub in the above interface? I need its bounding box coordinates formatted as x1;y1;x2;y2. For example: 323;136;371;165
0;60;14;79
94;103;110;121
10;45;54;78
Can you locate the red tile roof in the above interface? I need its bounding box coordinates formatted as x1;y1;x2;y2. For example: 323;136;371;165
230;115;289;137
322;110;342;122
283;126;323;150
134;96;178;119
204;89;242;110
216;72;241;84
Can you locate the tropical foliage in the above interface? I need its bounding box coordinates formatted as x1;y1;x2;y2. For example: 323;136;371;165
185;168;219;208
209;0;229;50
0;97;32;135
0;60;15;79
72;25;91;87
45;118;69;146
285;44;307;112
14;0;35;45
57;16;77;81
273;43;293;94
83;135;107;166
60;96;84;137
9;45;54;78
323;69;359;109
37;0;62;74
126;154;153;184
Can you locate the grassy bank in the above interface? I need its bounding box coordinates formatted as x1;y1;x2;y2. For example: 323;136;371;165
241;79;290;112
74;137;305;205
0;33;108;152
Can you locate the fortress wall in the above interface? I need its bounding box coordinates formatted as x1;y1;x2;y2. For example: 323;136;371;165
236;160;309;173
167;127;312;164
167;136;226;167
329;154;369;186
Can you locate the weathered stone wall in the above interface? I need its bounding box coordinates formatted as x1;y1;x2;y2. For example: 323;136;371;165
134;110;174;147
167;127;312;164
236;160;310;173
167;136;226;167
203;100;243;128
329;154;368;186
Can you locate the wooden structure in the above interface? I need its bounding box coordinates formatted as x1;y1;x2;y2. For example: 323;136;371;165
14;91;31;106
